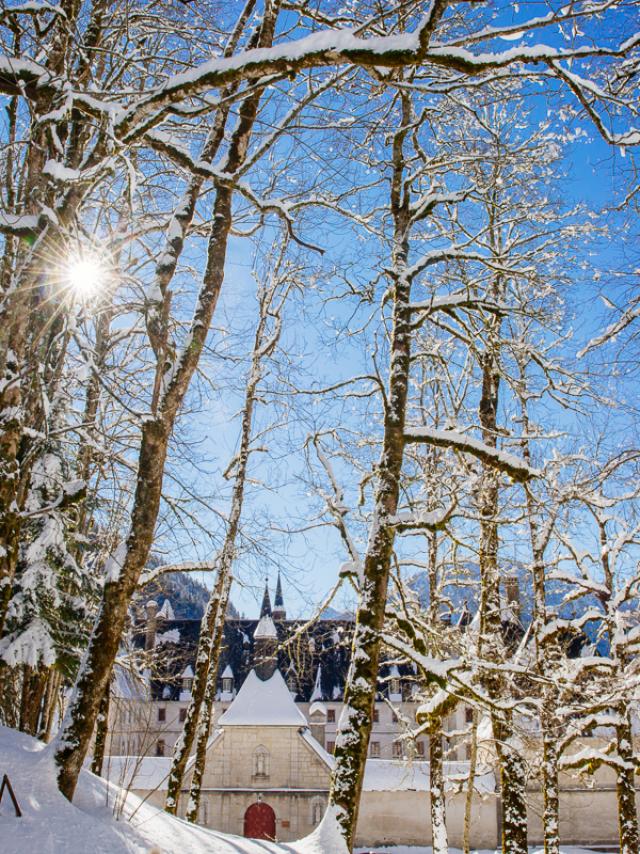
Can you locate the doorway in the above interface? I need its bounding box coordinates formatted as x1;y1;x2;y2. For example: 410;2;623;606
244;801;276;840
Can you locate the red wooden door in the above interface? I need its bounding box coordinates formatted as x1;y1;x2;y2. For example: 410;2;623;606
244;802;276;840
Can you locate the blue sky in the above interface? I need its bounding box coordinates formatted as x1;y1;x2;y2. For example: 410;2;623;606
145;3;639;620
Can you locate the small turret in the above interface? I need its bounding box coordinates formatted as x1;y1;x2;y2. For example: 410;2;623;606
273;572;286;621
145;600;158;650
253;613;278;681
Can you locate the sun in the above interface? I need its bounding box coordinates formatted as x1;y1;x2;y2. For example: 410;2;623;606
65;255;105;299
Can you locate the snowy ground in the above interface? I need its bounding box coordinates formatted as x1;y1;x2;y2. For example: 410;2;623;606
0;726;607;854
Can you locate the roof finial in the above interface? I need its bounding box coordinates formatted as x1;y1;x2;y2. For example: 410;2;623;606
260;577;272;618
273;571;286;620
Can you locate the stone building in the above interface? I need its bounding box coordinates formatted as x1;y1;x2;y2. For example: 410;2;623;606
103;574;640;849
107;575;455;762
106;646;497;847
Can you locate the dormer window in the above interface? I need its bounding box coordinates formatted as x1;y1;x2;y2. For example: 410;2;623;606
391;677;400;695
220;664;234;696
180;664;195;701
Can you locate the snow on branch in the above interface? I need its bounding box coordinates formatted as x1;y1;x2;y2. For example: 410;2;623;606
404;426;538;483
387;500;456;533
147;131;323;253
0;212;40;238
138;561;215;587
114;3;451;138
0;55;55;99
578;299;640;356
408;289;508;317
549;60;640;147
113;3;638;141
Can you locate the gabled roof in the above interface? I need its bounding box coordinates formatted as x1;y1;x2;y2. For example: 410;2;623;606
218;668;307;727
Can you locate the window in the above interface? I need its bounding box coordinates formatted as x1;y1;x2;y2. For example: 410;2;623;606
179;708;187;723
155;739;165;757
392;741;403;759
390;677;401;695
416;741;425;757
327;741;335;754
465;707;474;724
253;746;270;777
158;708;166;722
222;676;233;693
392;711;399;723
373;709;379;723
311;797;325;826
370;741;380;758
327;709;336;723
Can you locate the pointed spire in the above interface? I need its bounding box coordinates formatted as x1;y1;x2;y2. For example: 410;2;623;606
260;578;272;618
273;571;286;620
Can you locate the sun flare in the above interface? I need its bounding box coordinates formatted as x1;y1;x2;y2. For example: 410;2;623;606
65;255;105;299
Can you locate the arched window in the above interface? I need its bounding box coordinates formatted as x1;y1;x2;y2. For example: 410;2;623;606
253;745;270;778
311;797;325;826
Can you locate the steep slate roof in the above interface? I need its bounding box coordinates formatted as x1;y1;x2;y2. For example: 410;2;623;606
218;669;307;726
136;576;546;704
136;612;418;704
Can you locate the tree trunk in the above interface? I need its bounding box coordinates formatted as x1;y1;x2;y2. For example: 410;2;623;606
430;726;448;854
185;568;234;822
91;681;111;776
54;416;170;800
165;253;282;814
328;91;413;851
463;709;479;854
541;710;560;854
39;669;62;742
616;711;639;854
52;3;278;802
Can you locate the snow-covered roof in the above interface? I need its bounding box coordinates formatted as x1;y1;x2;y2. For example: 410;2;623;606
221;664;234;679
309;701;327;717
253;614;277;639
300;728;334;769
362;759;495;794
181;664;194;678
218;668;307;727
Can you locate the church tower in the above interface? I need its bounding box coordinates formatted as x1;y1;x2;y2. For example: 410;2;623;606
272;572;286;621
254;579;278;680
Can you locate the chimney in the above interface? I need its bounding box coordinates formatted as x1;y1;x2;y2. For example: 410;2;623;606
145;600;158;650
